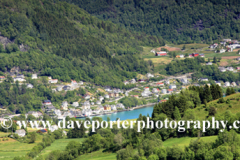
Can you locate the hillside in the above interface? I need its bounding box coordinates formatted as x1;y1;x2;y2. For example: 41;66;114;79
0;0;164;88
63;0;240;44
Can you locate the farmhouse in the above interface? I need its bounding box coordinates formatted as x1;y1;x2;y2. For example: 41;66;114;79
155;51;167;56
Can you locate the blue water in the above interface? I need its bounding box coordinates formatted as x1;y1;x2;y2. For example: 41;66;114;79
85;106;154;121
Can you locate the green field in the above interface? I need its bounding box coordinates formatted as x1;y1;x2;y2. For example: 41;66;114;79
162;136;217;149
0;133;42;160
76;149;117;160
40;138;85;158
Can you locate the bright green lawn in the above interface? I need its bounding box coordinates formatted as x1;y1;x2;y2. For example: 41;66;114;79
76;149;117;160
40;138;85;158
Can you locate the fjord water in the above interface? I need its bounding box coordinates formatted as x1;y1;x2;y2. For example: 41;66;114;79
92;106;154;121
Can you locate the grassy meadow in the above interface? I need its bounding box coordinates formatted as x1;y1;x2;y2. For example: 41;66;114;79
0;133;42;160
39;138;85;158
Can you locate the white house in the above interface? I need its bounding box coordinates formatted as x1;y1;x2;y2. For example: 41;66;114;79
116;103;125;109
49;79;58;84
56;87;63;92
130;79;136;84
200;78;208;81
150;49;155;53
226;67;234;72
72;102;79;107
26;84;34;89
179;54;184;58
206;62;212;65
165;80;170;85
32;74;37;79
215;81;221;86
96;101;101;105
82;101;90;109
218;67;226;72
14;75;26;82
99;96;104;101
220;49;226;53
111;105;117;111
152;88;159;93
104;94;110;99
54;109;62;116
231;82;237;87
15;129;26;137
26;111;43;118
84;94;91;100
162;89;167;94
91;102;95;105
49;125;59;132
82;109;92;117
169;84;176;89
124;81;129;85
61;101;68;110
225;81;230;87
181;78;188;84
146;73;154;79
79;81;84;85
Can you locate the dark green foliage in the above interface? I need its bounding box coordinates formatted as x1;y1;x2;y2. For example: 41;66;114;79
67;121;86;138
208;106;216;116
62;0;240;44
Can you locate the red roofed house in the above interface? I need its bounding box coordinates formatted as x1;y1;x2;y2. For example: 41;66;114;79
71;79;77;85
156;51;167;56
168;89;173;93
144;87;150;91
0;76;5;80
237;67;240;70
192;53;199;57
156;82;164;86
160;100;167;103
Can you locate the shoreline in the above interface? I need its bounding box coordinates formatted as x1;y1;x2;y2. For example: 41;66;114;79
77;102;157;118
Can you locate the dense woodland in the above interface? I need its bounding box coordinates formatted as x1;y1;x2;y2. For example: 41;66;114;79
64;0;240;44
0;0;165;88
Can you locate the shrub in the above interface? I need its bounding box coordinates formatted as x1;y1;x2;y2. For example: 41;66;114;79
217;98;225;103
226;99;230;104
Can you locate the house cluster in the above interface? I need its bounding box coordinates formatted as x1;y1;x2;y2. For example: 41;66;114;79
13;74;26;82
218;67;237;73
124;79;136;85
104;87;123;98
209;39;240;53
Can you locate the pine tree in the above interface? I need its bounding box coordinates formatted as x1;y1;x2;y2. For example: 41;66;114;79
213;56;217;63
226;88;231;96
204;85;212;102
231;88;235;94
173;107;181;120
210;85;217;100
216;84;223;98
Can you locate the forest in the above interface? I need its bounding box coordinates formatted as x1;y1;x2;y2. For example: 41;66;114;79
63;0;240;44
0;0;166;88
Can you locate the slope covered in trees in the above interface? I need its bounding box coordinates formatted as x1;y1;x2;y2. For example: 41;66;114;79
0;0;165;87
63;0;240;44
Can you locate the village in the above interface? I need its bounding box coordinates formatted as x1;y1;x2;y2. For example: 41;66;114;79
2;38;240;138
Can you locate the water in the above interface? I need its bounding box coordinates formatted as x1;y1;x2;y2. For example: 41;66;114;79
82;106;154;121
